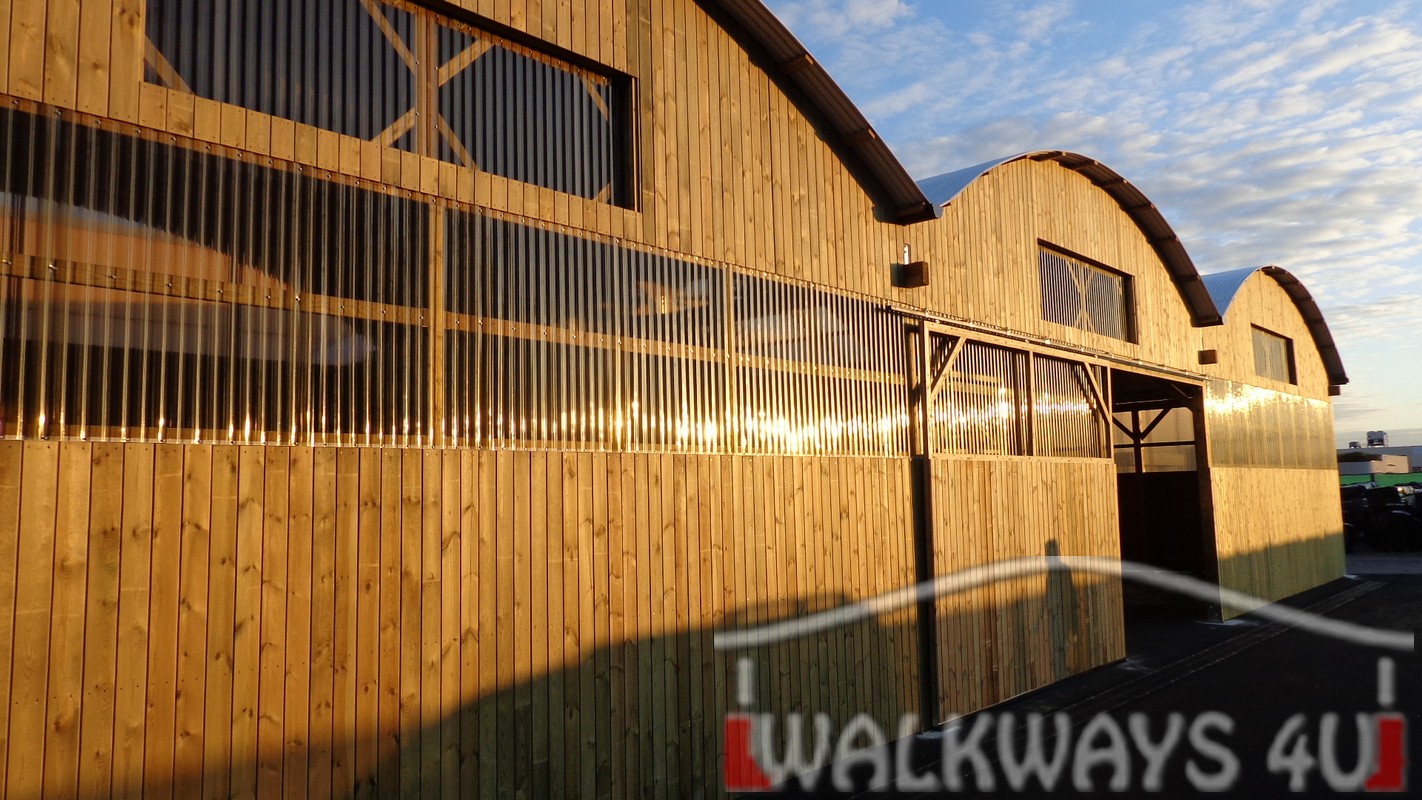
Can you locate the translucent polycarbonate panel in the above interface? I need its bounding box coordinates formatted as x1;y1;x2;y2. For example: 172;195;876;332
443;209;731;453
146;0;629;204
450;214;726;348
731;274;908;456
931;341;1029;456
1111;413;1132;447
1251;326;1295;384
1204;379;1335;469
1140;444;1197;473
1033;355;1107;458
0;105;429;444
145;0;411;139
0;103;914;455
446;330;727;453
1039;247;1133;341
1142;407;1194;444
734;365;907;456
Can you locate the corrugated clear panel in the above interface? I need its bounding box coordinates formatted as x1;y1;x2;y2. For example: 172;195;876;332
562;225;577;448
668;254;687;452
619;243;636;451
485;215;507;448
1205;380;1232;466
739;277;755;454
604;238;621;450
1033;355;1105;458
647;252;666;449
821;293;842;454
755;276;777;453
1313;399;1332;469
791;282;812;454
1279;395;1302;468
1141;445;1197;473
935;340;1025;456
763;281;780;455
1211;383;1234;468
528;221;543;443
0;12;675;453
630;249;648;451
1083;266;1127;341
763;276;782;454
1249;382;1269;467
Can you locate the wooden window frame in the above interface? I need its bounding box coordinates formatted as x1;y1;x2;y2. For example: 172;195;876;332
1250;325;1296;385
1037;241;1137;343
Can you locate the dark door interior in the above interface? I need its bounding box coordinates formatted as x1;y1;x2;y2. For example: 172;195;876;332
1111;369;1219;640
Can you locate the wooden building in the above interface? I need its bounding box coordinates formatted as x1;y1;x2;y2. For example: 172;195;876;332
0;1;1347;797
1198;265;1347;615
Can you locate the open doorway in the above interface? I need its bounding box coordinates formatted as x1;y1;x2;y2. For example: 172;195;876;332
1111;369;1219;647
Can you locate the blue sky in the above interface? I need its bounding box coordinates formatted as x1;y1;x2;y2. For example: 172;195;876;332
763;0;1422;447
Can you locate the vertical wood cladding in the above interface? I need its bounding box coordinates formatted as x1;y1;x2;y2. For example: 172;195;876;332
1201;272;1344;617
0;440;933;798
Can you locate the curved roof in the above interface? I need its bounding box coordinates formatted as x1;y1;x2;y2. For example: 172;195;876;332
706;0;936;223
1201;266;1348;386
917;151;1223;327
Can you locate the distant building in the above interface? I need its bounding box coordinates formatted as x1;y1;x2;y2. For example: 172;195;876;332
1339;454;1411;476
1337;445;1422;472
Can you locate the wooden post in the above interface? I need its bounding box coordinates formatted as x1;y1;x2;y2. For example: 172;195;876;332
906;322;939;726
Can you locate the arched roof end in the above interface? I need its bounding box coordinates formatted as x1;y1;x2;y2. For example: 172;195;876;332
917;151;1223;327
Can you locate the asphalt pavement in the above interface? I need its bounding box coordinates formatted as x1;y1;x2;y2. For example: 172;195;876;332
770;553;1422;798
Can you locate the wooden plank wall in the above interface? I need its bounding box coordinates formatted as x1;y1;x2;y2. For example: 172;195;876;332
1202;272;1345;618
1209;467;1345;618
0;439;921;799
929;457;1124;721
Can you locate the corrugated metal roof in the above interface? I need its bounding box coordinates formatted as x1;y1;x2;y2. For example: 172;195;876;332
1200;265;1349;386
916;151;1223;327
1198;267;1259;314
916;156;1018;206
707;0;936;224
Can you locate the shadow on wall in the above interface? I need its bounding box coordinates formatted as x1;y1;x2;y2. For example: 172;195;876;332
73;575;1118;800
355;580;1100;799
33;531;1341;799
350;535;1336;799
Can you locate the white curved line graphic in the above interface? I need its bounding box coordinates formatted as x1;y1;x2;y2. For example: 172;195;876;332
712;556;1414;653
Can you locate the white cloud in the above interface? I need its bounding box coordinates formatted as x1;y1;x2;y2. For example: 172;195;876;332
769;0;915;39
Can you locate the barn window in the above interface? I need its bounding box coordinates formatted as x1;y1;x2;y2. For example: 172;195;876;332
144;0;635;206
1038;245;1133;341
1251;326;1295;384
